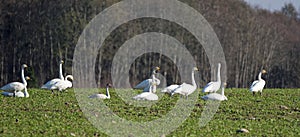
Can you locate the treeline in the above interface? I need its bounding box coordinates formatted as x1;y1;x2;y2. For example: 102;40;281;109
0;0;299;88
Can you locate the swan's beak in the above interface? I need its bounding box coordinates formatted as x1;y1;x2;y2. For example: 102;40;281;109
25;76;30;80
194;67;199;71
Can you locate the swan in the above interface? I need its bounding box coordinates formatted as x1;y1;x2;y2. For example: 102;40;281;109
250;69;267;95
49;75;73;93
41;60;65;90
1;77;30;97
171;67;199;98
134;67;160;92
0;64;28;96
202;63;221;93
133;69;159;101
133;84;158;101
89;83;112;99
202;82;227;101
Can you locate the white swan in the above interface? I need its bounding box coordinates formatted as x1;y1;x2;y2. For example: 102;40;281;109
134;67;160;92
2;77;30;98
202;63;221;93
133;69;159;101
202;82;227;101
49;75;73;93
1;64;28;96
250;69;267;95
171;67;199;98
89;83;112;99
41;60;65;90
133;84;158;101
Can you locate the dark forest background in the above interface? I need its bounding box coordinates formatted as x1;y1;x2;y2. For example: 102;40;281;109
0;0;299;88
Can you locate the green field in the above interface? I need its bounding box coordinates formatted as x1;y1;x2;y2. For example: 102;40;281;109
1;88;299;136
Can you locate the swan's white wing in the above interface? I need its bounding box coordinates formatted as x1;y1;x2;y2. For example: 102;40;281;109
41;78;62;89
202;93;224;101
1;82;25;91
134;79;151;89
161;84;180;93
202;82;220;93
250;80;265;92
250;80;259;89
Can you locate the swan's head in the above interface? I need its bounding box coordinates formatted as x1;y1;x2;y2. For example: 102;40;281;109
223;82;227;87
106;83;112;87
152;66;160;73
261;69;267;74
193;67;199;71
22;64;28;68
60;60;64;64
25;76;30;80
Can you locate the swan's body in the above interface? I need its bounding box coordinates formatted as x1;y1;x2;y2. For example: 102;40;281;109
41;60;64;89
2;87;29;98
171;67;199;98
202;83;227;101
133;67;159;101
49;75;73;92
134;67;160;92
161;84;182;93
132;91;158;100
89;84;111;99
202;63;221;93
250;70;267;95
1;64;28;96
134;78;160;92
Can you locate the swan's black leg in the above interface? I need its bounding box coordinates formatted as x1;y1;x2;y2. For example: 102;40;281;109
252;92;255;96
260;91;262;96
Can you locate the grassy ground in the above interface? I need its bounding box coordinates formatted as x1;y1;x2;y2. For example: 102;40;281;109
0;88;299;136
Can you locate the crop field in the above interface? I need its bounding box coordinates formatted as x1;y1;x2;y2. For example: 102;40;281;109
1;88;299;136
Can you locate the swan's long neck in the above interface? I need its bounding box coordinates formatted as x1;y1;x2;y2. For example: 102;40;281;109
258;72;262;80
217;64;221;82
24;87;29;97
21;67;27;86
221;86;225;96
151;72;157;93
59;63;64;80
191;70;196;87
106;86;110;98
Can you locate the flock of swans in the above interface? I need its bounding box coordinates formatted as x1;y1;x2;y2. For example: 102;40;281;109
1;60;73;98
0;61;267;101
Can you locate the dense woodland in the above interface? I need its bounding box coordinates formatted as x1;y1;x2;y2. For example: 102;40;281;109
0;0;299;88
